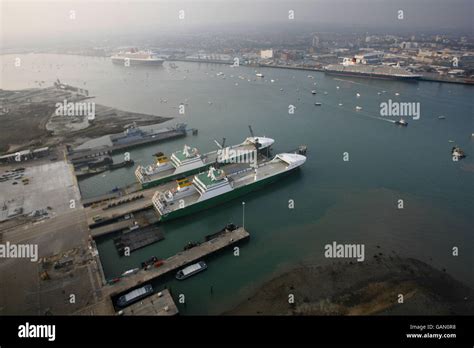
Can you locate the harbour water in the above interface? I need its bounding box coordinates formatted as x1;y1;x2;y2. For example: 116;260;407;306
1;54;473;314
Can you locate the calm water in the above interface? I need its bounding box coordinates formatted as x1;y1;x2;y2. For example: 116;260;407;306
2;54;473;314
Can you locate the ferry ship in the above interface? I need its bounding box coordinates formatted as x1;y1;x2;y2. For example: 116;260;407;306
135;136;274;189
111;49;164;66
151;153;306;222
324;58;421;81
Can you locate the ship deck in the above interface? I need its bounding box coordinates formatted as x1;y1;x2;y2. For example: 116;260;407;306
86;160;267;226
157;159;286;213
106;227;250;299
141;143;260;183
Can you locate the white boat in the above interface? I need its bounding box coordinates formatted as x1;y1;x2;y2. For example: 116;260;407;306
117;284;153;307
152;153;306;222
395;118;408;126
176;261;207;280
121;268;139;277
256;73;264;78
355;106;362;111
111;50;164;66
311;90;317;95
135;136;274;188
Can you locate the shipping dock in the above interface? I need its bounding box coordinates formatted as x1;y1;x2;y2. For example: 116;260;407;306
118;289;178;316
135;128;274;189
107;226;250;299
152;153;306;222
68;123;196;173
84;158;269;227
109;123;195;153
114;226;165;256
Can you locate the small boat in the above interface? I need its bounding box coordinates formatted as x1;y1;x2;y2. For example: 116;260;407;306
452;146;466;160
117;284;153;308
336;86;340;89
121;268;139;277
438;115;446;119
314;102;322;106
311;90;317;95
356;93;361;98
256;73;264;78
338;103;343;106
324;91;328;95
355;106;362;111
395;92;400;96
270;79;275;83
176;261;207;280
394;118;408;126
280;88;284;91
141;256;159;269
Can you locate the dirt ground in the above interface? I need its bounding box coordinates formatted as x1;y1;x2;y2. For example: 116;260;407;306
226;254;474;315
0;87;171;153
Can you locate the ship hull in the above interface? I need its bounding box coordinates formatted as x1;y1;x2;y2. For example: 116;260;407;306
111;58;164;66
111;130;186;154
140;148;271;189
141;166;207;189
158;168;298;222
324;70;420;81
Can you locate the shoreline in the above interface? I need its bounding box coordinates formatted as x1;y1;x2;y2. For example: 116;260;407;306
225;254;474;315
3;52;473;86
0;86;172;154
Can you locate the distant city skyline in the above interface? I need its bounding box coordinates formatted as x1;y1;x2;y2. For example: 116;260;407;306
1;0;473;48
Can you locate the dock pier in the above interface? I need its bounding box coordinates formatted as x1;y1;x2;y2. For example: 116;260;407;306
106;227;250;298
119;289;179;316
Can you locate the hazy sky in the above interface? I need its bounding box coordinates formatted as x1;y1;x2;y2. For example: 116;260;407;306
1;0;473;46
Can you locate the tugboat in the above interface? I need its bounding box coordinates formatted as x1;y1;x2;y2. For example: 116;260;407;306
176;261;207;280
452;146;466;160
394;118;408;126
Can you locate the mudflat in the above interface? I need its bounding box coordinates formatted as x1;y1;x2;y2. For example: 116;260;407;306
226;255;474;315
